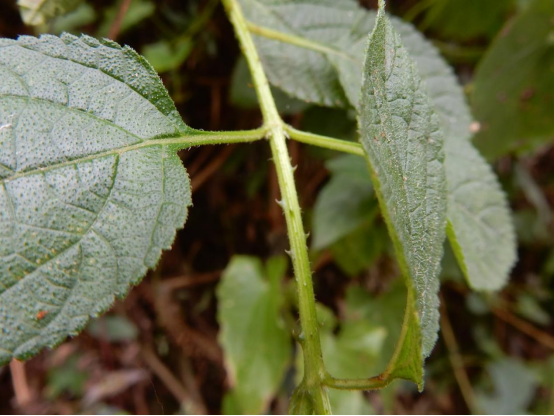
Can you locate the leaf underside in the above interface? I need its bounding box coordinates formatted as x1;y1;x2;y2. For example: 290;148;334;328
360;9;447;360
0;34;193;365
239;0;516;291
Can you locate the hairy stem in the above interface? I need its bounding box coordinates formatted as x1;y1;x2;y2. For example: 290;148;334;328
221;0;331;413
323;375;392;390
3;128;268;183
285;125;365;156
175;127;268;148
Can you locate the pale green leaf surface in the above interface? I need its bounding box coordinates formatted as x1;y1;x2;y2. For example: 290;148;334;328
237;0;357;107
217;256;291;415
445;138;516;291
359;9;447;358
18;0;83;26
0;33;194;365
239;0;515;291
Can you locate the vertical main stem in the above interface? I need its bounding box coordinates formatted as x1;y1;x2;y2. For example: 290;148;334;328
221;0;331;413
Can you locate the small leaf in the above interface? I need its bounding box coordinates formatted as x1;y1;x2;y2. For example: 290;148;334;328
18;0;83;26
217;256;292;415
0;34;196;365
359;4;447;371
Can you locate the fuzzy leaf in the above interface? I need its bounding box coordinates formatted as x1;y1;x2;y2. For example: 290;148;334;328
359;6;447;377
0;34;195;365
238;0;516;291
237;0;357;107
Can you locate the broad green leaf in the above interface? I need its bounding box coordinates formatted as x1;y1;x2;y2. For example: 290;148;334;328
239;0;516;292
311;155;375;250
18;0;82;26
217;256;291;415
359;5;447;369
0;33;196;365
472;0;554;158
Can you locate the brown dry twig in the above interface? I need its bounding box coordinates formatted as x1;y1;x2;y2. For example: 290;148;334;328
141;347;207;414
108;0;133;40
439;294;480;415
492;307;554;350
9;360;33;408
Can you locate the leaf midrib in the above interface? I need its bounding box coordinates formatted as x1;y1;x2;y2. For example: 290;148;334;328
0;92;204;183
244;0;361;65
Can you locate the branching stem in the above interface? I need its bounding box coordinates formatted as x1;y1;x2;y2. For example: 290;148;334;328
222;0;331;413
285;125;365;156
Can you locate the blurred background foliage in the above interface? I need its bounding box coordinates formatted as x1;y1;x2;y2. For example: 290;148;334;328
1;0;553;414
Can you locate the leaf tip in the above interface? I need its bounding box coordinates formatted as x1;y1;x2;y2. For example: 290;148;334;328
378;0;386;11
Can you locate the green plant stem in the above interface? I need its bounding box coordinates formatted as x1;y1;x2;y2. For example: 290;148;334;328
285;125;365;156
3;128;268;183
323;375;392;390
178;127;268;148
221;0;331;413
